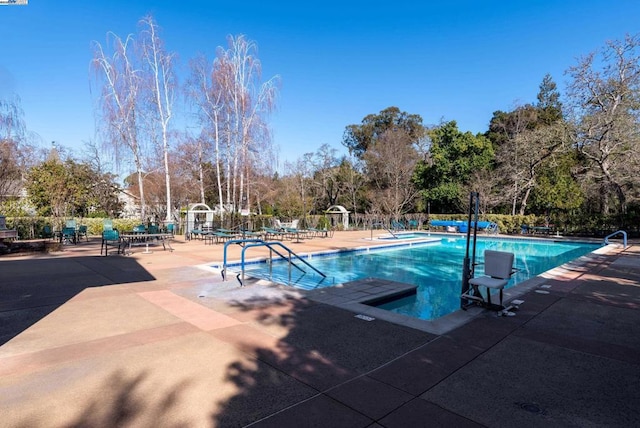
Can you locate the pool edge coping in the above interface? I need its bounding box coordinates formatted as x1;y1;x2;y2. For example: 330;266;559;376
197;238;618;335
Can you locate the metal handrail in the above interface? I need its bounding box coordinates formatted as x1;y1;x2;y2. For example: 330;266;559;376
221;239;264;280
371;222;398;239
604;230;628;248
221;238;326;286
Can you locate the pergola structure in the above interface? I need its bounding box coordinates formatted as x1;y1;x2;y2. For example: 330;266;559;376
185;203;215;235
325;205;350;230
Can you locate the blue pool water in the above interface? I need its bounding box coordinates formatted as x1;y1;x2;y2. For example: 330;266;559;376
232;236;600;320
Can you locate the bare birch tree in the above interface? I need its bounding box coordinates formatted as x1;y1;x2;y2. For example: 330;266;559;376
220;35;279;213
92;32;148;220
187;54;225;214
139;16;176;222
187;35;279;216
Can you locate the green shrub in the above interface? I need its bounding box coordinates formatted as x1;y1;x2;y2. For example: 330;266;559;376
316;216;330;230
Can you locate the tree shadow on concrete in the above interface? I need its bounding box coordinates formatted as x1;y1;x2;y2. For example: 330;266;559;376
207;293;434;426
71;372;194;428
205;249;640;426
10;370;194;428
5;247;638;426
0;256;155;345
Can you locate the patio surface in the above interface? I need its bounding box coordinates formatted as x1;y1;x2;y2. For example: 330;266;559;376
1;230;639;427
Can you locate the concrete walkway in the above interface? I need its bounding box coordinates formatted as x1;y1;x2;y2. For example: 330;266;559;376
1;231;639;427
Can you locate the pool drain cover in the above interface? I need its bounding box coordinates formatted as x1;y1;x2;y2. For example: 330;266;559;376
355;314;375;321
515;402;546;415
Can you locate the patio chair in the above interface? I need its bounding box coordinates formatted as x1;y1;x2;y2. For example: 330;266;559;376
40;225;54;239
464;250;515;311
261;227;288;240
283;226;310;241
101;229;121;256
166;223;175;236
103;218;114;231
77;225;89;242
241;229;264;239
190;228;205;240
486;222;499;234
61;227;77;245
308;227;331;238
213;229;238;244
202;229;235;245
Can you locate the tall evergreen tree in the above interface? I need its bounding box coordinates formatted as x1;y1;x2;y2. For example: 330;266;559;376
342;106;425;158
536;73;563;125
414;121;493;213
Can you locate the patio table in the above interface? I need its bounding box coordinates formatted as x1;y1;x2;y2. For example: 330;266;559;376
119;233;174;254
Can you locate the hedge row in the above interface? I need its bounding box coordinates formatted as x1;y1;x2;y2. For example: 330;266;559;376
3;212;638;240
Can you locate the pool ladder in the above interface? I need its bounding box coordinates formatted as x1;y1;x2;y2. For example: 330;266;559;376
221;239;326;286
604;230;628;248
371;222;399;239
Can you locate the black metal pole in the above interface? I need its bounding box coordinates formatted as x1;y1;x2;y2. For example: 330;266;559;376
470;192;480;277
460;192;476;308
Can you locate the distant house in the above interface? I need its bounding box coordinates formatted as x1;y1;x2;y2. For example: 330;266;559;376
118;189;141;219
118;187;174;221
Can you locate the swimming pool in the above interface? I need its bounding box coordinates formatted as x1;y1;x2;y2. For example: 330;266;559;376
231;236;600;320
377;232;436;240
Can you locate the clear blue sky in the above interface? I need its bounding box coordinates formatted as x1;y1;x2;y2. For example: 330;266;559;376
1;0;639;169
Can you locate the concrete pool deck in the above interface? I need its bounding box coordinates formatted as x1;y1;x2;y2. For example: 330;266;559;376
1;230;639;426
